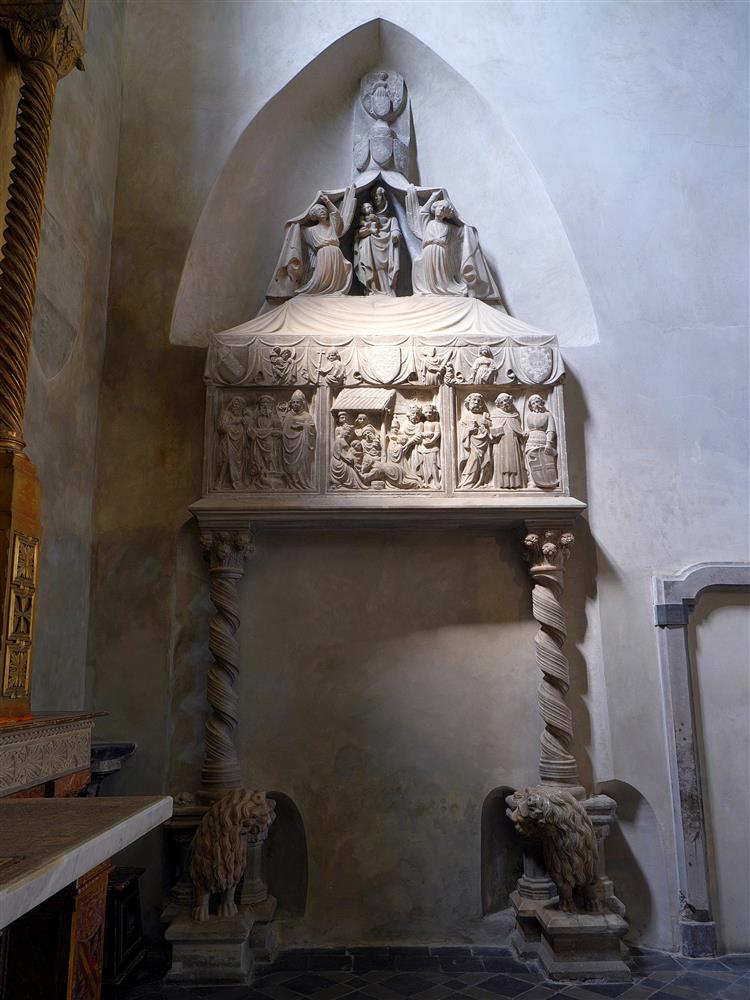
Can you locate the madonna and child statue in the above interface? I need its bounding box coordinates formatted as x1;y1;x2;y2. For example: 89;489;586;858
265;70;502;306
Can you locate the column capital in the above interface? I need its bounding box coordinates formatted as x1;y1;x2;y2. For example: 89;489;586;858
0;0;87;78
200;529;253;573
523;526;574;574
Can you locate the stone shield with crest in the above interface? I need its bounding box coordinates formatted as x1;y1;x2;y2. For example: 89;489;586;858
518;346;553;384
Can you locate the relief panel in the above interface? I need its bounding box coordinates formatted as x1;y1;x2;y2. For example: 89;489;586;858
454;387;561;492
211;388;319;493
329;386;442;491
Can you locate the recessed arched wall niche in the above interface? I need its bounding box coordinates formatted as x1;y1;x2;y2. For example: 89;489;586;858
170;18;598;348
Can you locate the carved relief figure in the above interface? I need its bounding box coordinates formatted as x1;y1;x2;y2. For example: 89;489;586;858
525;393;559;488
360;429;422;489
269;346;299;384
188;789;275;922
418;404;441;487
507;786;599;914
319;348;346;387
281;390;316;489
458;393;493;488
217;397;249;490
492;393;525;489
420;346;450;385
405;185;502;301
470;346;499;385
334;411;351;441
387;416;407;462
354;413;378;439
353;188;400;295
443;361;465;386
247;394;282;487
330;424;364;489
267;186;357;300
400;402;424;476
354;71;409;175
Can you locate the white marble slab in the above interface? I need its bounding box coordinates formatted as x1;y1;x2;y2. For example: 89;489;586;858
0;795;172;928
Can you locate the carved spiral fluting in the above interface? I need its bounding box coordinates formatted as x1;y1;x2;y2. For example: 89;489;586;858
524;530;578;785
0;59;58;449
200;532;251;793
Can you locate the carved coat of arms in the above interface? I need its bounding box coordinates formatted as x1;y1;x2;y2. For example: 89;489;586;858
527;446;559;488
518;346;553;384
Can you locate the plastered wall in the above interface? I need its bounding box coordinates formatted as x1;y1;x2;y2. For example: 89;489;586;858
83;1;749;949
10;0;126;709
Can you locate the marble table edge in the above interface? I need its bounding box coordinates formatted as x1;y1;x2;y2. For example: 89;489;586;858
0;795;173;929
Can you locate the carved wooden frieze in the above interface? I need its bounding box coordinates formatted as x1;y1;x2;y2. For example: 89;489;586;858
202;327;570;506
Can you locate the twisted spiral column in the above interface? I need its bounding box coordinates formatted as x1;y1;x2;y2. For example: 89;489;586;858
200;531;252;795
523;527;577;785
0;11;85;450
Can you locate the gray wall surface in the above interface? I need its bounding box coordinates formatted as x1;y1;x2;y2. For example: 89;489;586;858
19;0;125;710
76;1;748;949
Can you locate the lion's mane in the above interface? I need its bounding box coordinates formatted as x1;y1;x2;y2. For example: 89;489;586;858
188;789;272;895
510;786;597;892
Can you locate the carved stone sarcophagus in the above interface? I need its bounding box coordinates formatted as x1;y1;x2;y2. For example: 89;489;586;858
194;295;581;527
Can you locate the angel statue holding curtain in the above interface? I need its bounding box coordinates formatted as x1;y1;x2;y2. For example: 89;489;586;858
405;184;503;304
266;185;357;301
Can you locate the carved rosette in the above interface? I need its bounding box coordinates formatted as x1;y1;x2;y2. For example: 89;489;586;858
199;530;253;794
0;6;85;450
523;528;577;785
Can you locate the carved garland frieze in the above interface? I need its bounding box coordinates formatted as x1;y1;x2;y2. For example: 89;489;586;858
0;722;91;794
208;335;562;390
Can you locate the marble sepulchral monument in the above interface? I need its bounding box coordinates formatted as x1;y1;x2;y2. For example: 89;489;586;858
168;69;631;984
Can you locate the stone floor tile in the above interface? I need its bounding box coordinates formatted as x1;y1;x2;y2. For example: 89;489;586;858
357;985;402;1000
514;986;557;1000
720;957;750;973
676;962;735;974
472;973;534;997
631;957;683;974
717;985;750;1000
612;988;655;1000
643;985;708;1000
454;975;501;987
282;974;346;996
671;973;737;993
576;984;634;997
440;961;488;975
380;973;440;996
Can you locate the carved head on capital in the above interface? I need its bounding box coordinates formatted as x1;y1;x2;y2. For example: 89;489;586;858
201;530;253;571
523;529;574;571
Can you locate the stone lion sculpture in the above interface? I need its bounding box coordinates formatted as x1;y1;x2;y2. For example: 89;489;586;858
188;789;275;922
507;785;600;913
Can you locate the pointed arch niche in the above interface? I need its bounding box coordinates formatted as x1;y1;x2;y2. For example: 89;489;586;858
170;19;597;349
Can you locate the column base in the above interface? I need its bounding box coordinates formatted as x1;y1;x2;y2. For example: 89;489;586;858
680;918;717;958
535;904;630;981
165;911;254;985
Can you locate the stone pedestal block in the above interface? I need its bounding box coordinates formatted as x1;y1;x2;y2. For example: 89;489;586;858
535;905;629;981
680;918;717;958
165;911;253;985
